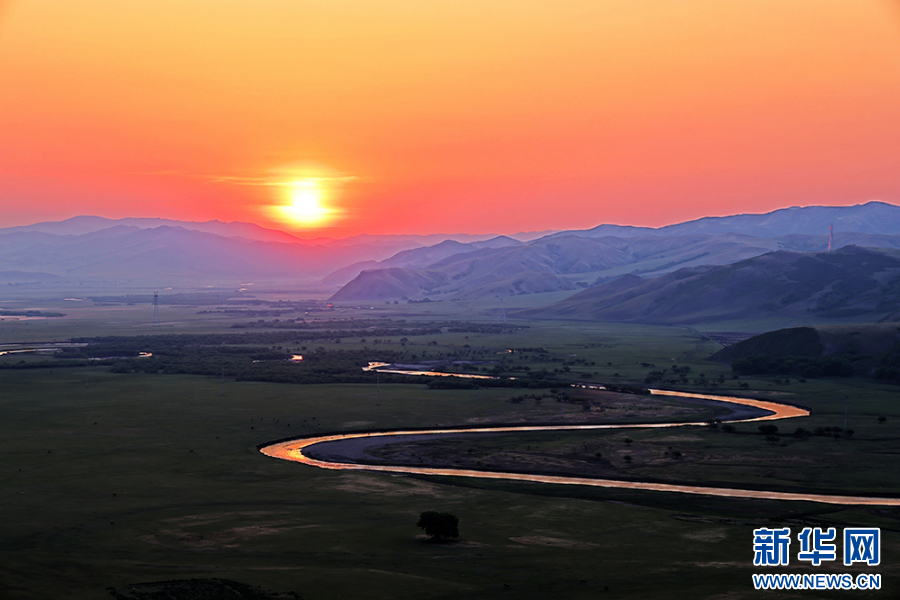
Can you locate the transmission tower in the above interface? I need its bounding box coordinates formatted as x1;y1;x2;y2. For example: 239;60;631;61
497;297;507;324
152;292;161;327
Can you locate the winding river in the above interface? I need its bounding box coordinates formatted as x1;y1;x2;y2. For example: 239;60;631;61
260;389;900;506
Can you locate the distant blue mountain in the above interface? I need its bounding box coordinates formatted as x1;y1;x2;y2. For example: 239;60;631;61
330;202;900;300
573;201;900;238
3;202;899;289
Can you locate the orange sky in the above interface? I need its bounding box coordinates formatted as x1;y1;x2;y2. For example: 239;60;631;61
1;1;899;237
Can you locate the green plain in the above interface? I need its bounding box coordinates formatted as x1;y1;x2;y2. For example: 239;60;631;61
1;291;898;599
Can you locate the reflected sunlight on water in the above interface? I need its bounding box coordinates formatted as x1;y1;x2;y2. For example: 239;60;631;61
262;389;898;505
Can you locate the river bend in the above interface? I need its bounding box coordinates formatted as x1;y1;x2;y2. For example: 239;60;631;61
260;389;900;506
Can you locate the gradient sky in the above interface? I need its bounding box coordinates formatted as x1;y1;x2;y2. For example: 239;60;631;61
1;1;899;237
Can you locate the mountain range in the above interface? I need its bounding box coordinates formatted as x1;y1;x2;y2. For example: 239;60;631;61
567;201;900;239
0;218;546;284
330;202;900;302
4;202;900;309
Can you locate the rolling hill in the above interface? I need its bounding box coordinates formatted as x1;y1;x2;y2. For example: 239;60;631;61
527;246;900;325
708;324;900;381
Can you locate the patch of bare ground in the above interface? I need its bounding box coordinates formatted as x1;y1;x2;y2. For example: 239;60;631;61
332;472;445;497
508;535;597;549
140;513;318;550
683;528;728;542
161;510;287;525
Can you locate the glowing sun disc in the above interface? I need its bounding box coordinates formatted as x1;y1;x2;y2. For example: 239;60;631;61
274;183;337;227
290;191;325;220
263;169;349;230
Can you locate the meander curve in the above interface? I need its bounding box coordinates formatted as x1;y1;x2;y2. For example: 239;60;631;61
260;389;900;506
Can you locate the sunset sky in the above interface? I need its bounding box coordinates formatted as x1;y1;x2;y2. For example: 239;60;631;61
1;1;899;237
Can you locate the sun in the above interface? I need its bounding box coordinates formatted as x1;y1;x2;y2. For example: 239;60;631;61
288;188;327;223
270;179;339;228
259;164;353;230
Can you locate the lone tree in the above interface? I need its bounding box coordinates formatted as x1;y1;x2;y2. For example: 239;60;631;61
757;424;779;436
416;511;459;542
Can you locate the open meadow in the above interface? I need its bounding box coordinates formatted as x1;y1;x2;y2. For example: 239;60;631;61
1;289;898;599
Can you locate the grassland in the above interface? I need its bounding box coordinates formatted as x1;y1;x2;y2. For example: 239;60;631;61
1;289;898;598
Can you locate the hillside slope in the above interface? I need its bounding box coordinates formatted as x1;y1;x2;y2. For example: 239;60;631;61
708;324;900;381
528;246;900;325
329;232;789;301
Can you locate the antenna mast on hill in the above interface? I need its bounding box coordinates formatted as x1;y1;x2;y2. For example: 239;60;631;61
827;224;833;253
497;297;507;324
152;292;161;327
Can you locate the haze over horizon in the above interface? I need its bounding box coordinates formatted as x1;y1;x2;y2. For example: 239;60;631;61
3;201;900;243
2;1;899;237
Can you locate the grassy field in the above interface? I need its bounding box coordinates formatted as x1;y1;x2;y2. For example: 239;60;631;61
2;372;898;598
1;292;898;598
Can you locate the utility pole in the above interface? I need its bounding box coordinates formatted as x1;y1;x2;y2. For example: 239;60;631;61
152;292;161;327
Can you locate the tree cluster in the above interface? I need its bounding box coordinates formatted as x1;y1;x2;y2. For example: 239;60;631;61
731;355;853;378
416;511;459;542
